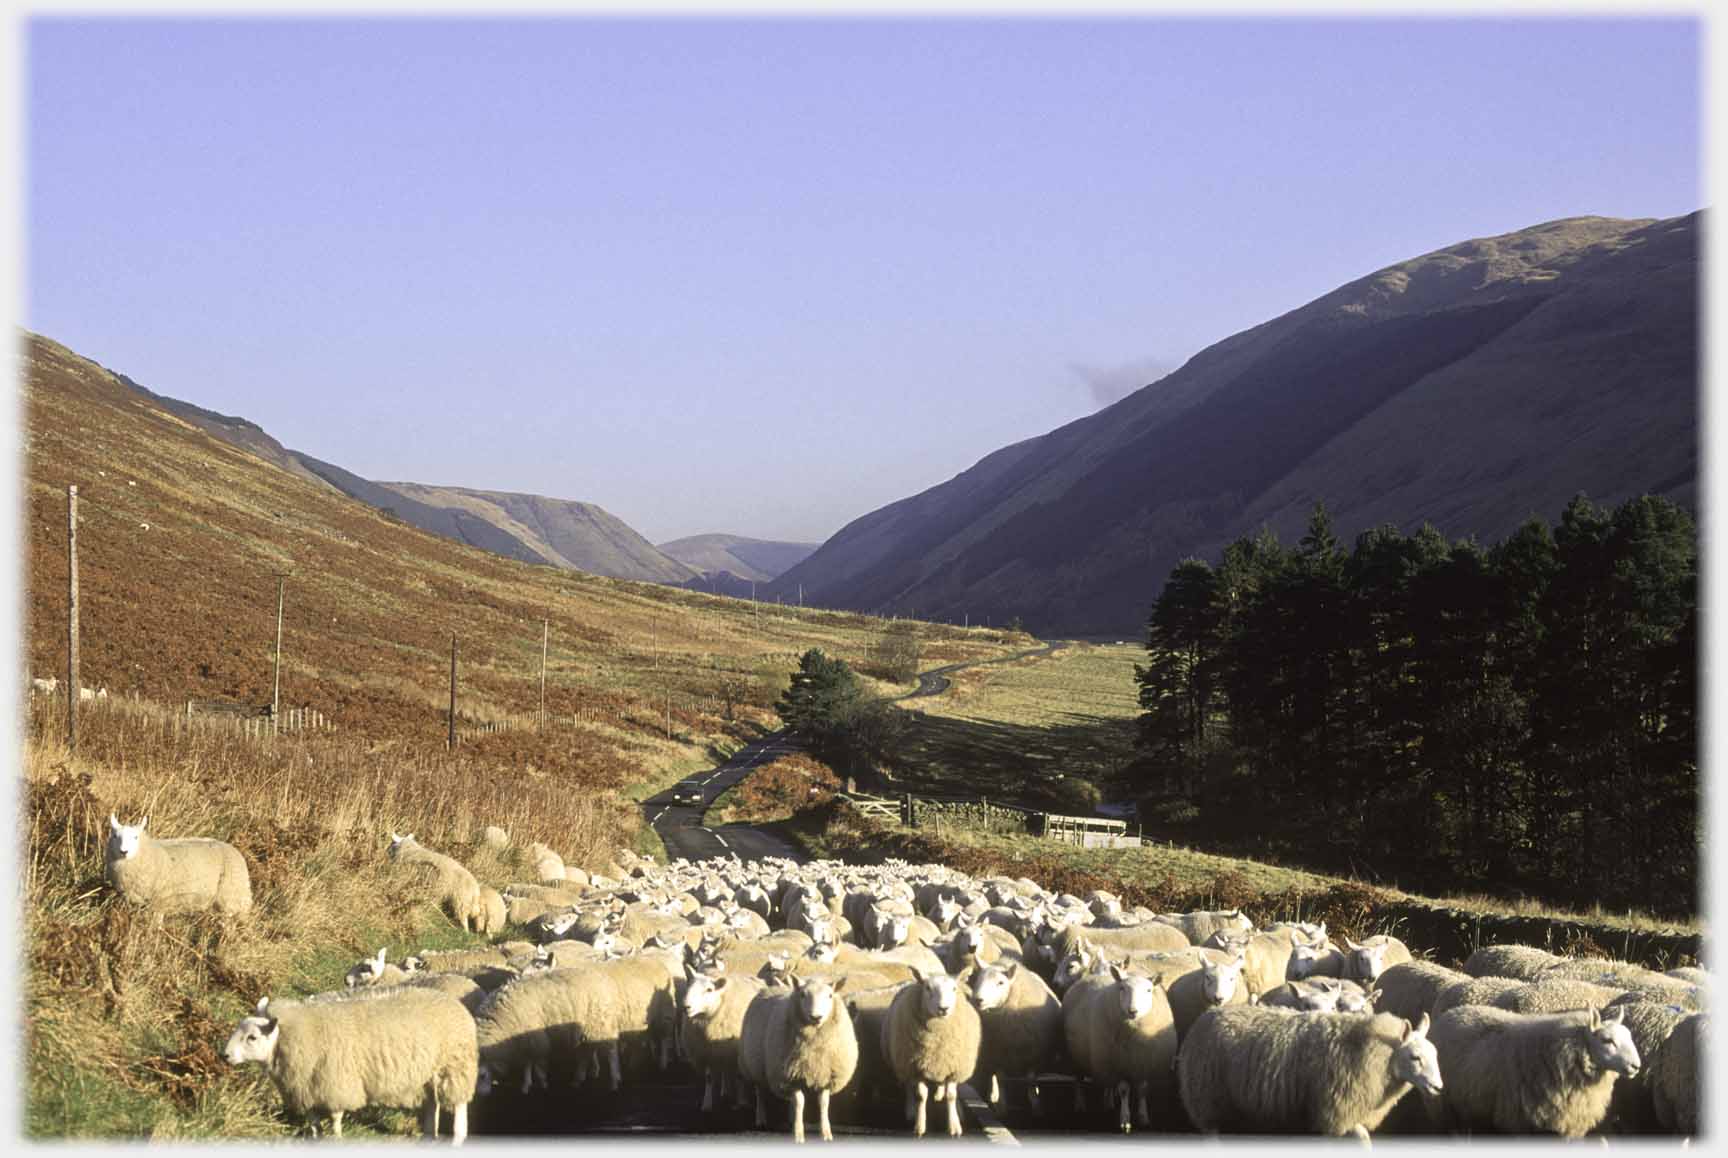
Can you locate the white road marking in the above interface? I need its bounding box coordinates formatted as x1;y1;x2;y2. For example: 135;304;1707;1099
712;833;729;849
652;809;666;824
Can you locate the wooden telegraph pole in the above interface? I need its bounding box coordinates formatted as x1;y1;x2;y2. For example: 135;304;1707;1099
447;634;458;749
272;574;286;723
66;485;79;752
539;618;549;731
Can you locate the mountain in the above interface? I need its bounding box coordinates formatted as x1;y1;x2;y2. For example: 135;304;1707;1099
769;212;1699;635
658;533;820;582
373;483;699;585
72;355;696;585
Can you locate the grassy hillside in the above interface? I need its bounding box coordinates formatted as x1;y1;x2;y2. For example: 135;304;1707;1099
20;328;1035;1138
887;642;1144;812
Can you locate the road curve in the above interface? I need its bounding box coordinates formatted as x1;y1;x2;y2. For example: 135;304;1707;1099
640;638;1071;867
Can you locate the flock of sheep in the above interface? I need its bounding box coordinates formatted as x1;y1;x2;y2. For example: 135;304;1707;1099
101;815;1707;1143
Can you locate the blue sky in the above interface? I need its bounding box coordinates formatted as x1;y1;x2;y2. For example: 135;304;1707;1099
26;16;1701;544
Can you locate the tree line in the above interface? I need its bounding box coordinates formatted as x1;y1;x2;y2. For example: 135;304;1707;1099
1134;494;1697;917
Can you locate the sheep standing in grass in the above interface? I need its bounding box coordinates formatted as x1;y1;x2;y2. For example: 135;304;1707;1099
883;971;983;1137
1070;965;1179;1132
105;813;252;917
1177;1005;1442;1138
738;976;860;1142
1423;1004;1641;1136
965;961;1063;1113
389;833;483;933
224;987;478;1143
475;887;507;936
346;948;415;989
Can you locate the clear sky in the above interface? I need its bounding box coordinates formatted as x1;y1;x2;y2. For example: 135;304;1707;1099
26;15;1701;545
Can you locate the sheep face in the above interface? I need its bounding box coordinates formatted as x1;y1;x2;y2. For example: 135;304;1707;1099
917;974;962;1019
683;974;729;1019
933;897;961;927
1052;947;1091;994
957;926;986;957
809;919;838;947
1109;969;1159;1021
107;814;146;860
806;942;839;964
793;978;839;1026
386;832;416;859
1202;955;1246;1005
882;914;912;949
1391;1014;1442;1097
1287;943;1332;980
224;1002;280;1067
1344;938;1389;981
1205;930;1250;954
1333;983;1373;1014
1585;1009;1641;1077
345;949;388;988
1292;981;1338;1012
968;964;1017;1012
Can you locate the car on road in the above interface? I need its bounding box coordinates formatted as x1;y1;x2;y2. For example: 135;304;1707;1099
671;785;704;806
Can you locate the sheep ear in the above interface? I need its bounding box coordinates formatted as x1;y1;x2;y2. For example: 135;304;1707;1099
109;812;120;832
1414;1013;1431;1037
375;947;388;966
1004;961;1020;981
1588;1007;1602;1028
1603;1006;1624;1025
1109;964;1126;982
1341;935;1358;952
139;816;149;832
255;996;271;1015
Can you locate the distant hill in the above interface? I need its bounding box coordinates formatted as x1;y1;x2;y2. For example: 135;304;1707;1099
769;212;1699;635
80;358;699;585
658;533;820;582
376;483;699;585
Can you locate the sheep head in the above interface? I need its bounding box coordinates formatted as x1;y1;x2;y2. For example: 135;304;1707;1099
107;814;147;859
1201;952;1247;1006
224;999;281;1067
1584;1006;1642;1077
1392;1013;1442;1097
792;977;838;1026
1108;966;1161;1021
915;971;962;1019
968;963;1017;1012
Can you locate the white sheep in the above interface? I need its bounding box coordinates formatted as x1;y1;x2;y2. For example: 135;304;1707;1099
1177;1005;1442;1138
1069;965;1179;1132
1423;1004;1641;1136
681;970;767;1112
1369;960;1468;1025
965;960;1063;1113
1462;943;1562;980
79;684;109;702
1431;975;1525;1018
388;833;484;933
1492;977;1624;1015
1204;927;1296;1000
525;841;566;884
1285;938;1346;981
882;970;983;1137
1603;998;1692;1133
738;975;860;1142
346;947;416;989
1647;1010;1701;1135
105;813;252;917
224;987;477;1143
473;962;624;1095
1260;976;1374;1013
1340;933;1413;984
29;675;58;696
1152;908;1252;945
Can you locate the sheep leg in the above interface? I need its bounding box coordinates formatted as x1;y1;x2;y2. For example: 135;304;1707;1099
792;1088;806;1144
988;1072;1000;1105
608;1043;622;1090
420;1095;438;1139
933;1080;946;1102
702;1068;714;1112
755;1085;768;1129
1135;1081;1150;1129
330;1110;343;1138
1352;1124;1371;1148
819;1089;833;1142
1027;1073;1044;1117
914;1080;929;1138
947;1082;962;1137
1118;1080;1132;1133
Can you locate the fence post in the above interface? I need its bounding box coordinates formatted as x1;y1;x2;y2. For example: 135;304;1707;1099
447;633;458;749
66;484;79;752
901;792;914;827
